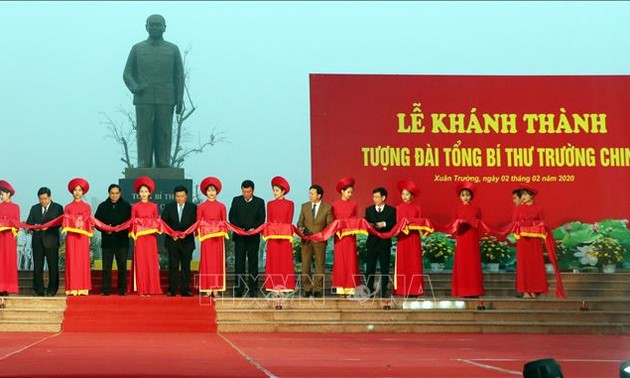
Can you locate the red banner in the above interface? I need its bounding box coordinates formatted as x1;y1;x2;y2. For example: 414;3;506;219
310;74;630;228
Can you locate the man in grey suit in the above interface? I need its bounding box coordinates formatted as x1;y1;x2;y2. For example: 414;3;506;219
123;14;184;168
297;184;333;298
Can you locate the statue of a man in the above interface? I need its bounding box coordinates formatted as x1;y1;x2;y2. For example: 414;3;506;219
123;14;184;168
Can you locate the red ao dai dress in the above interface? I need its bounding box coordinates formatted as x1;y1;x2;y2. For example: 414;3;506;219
130;201;163;295
197;200;227;294
331;199;360;295
513;203;548;295
264;198;295;292
451;203;484;297
63;200;93;295
0;201;20;294
394;202;424;296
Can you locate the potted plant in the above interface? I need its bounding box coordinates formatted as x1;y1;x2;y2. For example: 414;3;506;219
590;237;625;273
480;236;511;272
422;232;454;271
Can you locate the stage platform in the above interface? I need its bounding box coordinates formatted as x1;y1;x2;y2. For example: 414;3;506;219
2;271;629;377
0;332;626;377
2;271;630;334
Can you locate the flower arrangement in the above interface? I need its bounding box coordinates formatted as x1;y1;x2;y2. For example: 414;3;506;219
479;236;512;264
553;219;630;270
589;237;625;266
422;233;454;263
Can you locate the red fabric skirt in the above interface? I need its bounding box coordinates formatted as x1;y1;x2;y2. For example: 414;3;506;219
264;239;295;292
451;227;484;297
332;236;359;293
65;233;92;294
394;232;424;296
130;234;163;295
516;237;549;294
0;231;18;293
199;237;226;292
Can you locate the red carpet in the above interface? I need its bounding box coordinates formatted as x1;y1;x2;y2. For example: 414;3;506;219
221;333;628;377
62;296;217;333
0;333;264;378
0;332;626;377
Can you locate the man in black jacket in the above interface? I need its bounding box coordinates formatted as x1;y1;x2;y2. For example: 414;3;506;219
26;187;64;296
94;184;132;296
229;180;265;297
365;187;397;298
161;185;197;296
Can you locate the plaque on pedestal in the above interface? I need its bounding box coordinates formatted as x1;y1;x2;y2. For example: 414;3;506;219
124;167;185;180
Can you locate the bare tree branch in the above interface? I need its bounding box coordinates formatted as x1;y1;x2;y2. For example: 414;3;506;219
173;130;227;168
116;105;137;132
100;111;134;169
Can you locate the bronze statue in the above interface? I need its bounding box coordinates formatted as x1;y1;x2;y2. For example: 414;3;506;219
123;14;184;168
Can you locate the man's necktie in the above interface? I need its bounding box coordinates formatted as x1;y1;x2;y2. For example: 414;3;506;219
178;205;183;222
311;203;316;219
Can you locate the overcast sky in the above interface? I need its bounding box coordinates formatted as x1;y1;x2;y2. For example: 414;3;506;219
1;1;628;215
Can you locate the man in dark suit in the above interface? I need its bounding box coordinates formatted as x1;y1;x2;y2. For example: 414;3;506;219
297;184;333;298
94;184;132;296
26;187;64;296
229;180;265;297
161;185;197;296
365;187;397;298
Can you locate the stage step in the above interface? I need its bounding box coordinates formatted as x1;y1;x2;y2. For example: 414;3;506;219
216;320;630;334
0;297;66;332
215;298;630;334
215;297;630;311
15;271;630;297
217;308;630;323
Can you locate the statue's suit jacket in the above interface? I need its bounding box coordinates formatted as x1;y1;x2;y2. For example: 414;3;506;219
123;39;184;106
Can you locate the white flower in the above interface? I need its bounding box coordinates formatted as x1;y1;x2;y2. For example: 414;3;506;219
574;245;598;266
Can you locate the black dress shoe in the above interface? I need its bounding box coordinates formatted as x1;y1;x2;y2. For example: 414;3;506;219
118;292;127;296
166;292;175;297
313;291;323;298
101;292;110;296
46;292;56;297
304;291;313;298
181;292;192;297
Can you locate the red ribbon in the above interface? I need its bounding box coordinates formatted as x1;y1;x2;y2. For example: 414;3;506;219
11;212;567;298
